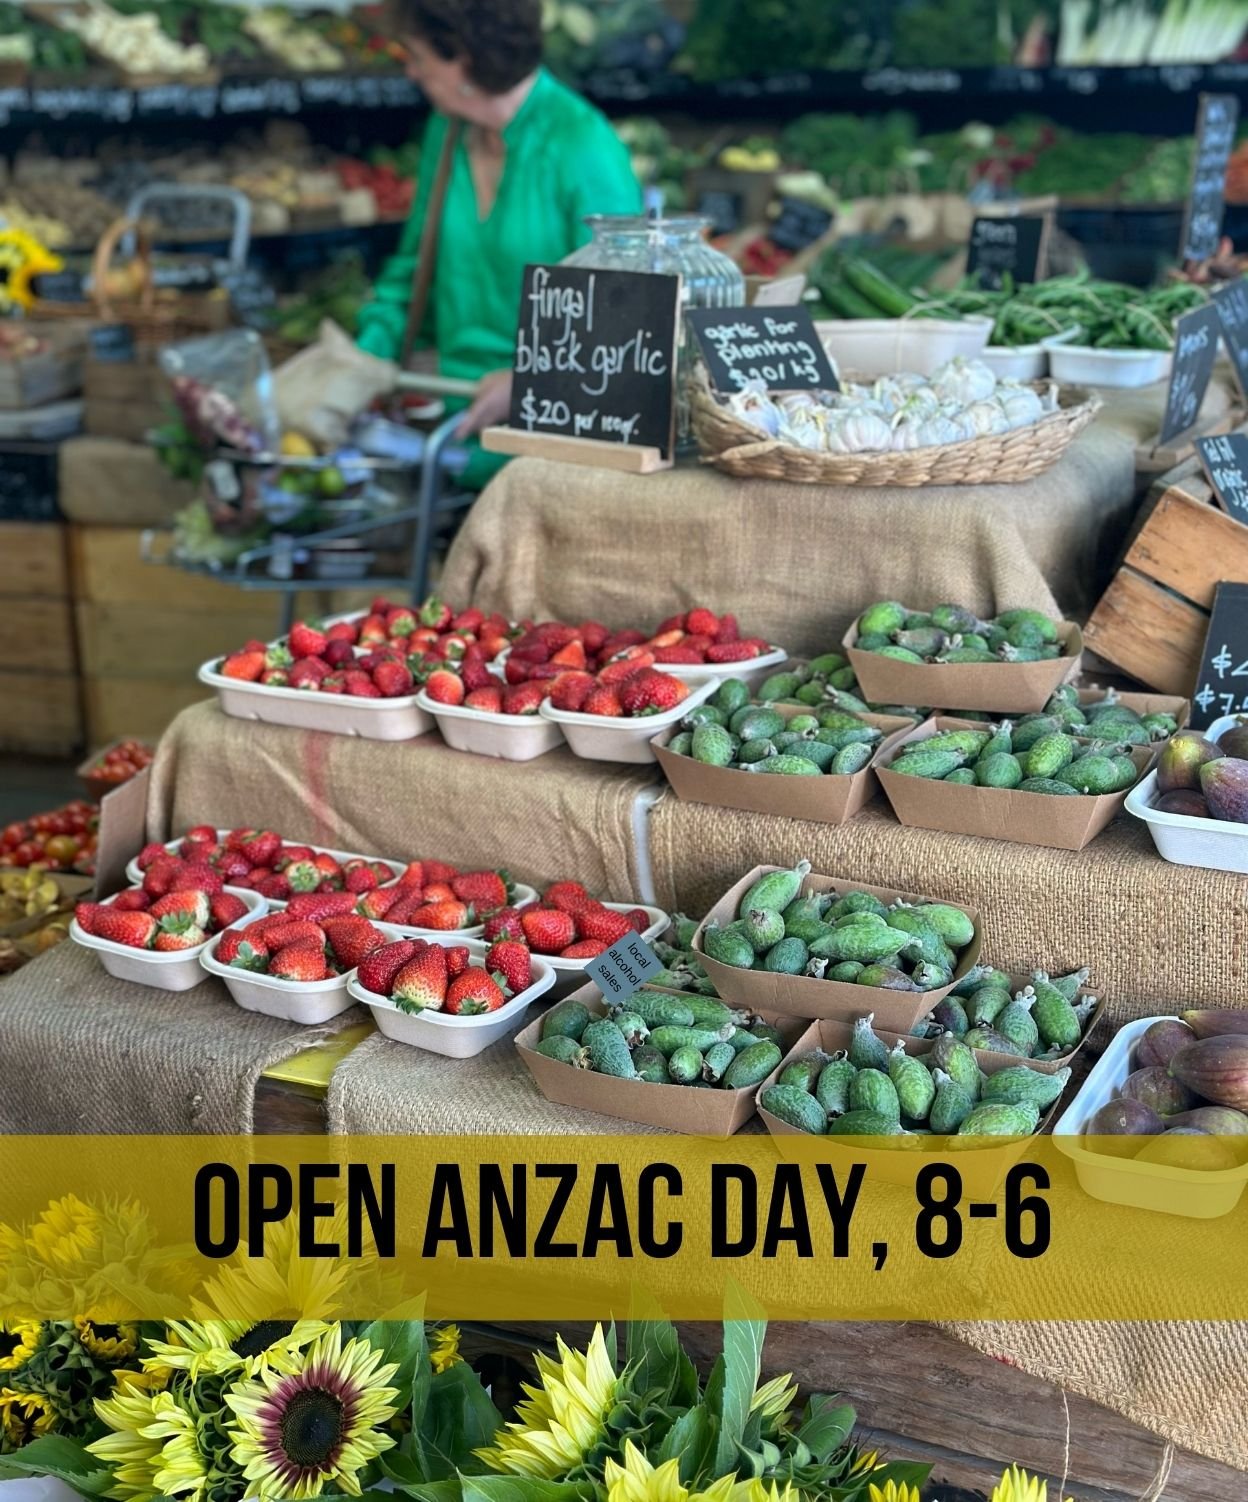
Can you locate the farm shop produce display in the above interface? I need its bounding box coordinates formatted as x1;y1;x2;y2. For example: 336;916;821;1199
78;738;153;798
1128;720;1248;872
242;6;344;70
846;600;1080;714
875;718;1153;851
921;962;1101;1068
0;800;98;874
756;653;925;719
482;878;657;963
693;861;981;1031
48;1;212;78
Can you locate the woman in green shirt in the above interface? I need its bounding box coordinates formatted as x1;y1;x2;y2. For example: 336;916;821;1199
358;0;642;486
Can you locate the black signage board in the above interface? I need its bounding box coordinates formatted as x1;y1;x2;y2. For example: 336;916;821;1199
1181;92;1239;263
1192;581;1248;729
967;213;1046;289
1159;302;1222;447
687;305;839;392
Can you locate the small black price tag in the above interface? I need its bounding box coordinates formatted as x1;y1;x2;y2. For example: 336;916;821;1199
769;197;833;254
1181;92;1240;264
966;214;1047;290
1196;432;1248;523
1191;581;1248;729
1159;302;1222;447
1214;278;1248;402
697;189;744;237
687;304;838;392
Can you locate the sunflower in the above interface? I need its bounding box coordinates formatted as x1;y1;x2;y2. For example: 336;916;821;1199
76;1319;139;1363
145;1320;333;1381
145;1394;209;1502
867;1482;920;1502
26;1195;97;1270
603;1442;736;1502
476;1325;618;1479
191;1215;348;1329
0;1388;58;1449
0;1322;40;1373
226;1324;399;1500
0;229;61;313
429;1324;462;1374
990;1466;1051;1502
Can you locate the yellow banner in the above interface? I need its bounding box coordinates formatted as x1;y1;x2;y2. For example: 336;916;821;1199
1;1135;1243;1322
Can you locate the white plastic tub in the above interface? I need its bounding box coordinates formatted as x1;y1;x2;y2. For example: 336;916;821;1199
1126;771;1248;874
541;902;669;998
1045;340;1171;389
815;315;993;378
416;690;565;761
198;658;435;741
200;924;361;1024
1207;713;1248;745
539;678;716;764
347;933;556;1057
388;882;539;941
126;832;406;891
663;646;789;692
980;326;1079;382
1053;1015;1248;1219
71;888;267;992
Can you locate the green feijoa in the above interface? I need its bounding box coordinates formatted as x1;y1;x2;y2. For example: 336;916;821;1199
913;903;976;950
858;601;908;638
1054;755;1120;794
787;714;820;735
668;731;695;756
940;647;998;663
779;1049;831;1093
612;1010;650;1046
996;608;1059;643
928;1033;982;1097
888;748;967;780
956;1101;1040;1137
874;645;925;663
772;731;803;750
748;754;824;778
764;936;810;973
541;999;592;1041
958;633;990;652
981;1065;1071;1111
683;996;742;1030
757;670;805;703
725;1026;760;1054
849;1067;901;1123
649;1025;734;1057
785;741;840;772
665;1046;703;1085
931;995;969;1037
911;960;954;992
827;891;889;922
1027;976;1083;1050
631;1045;670;1084
817;709;867;733
994;994;1039;1054
1018;777;1080;796
683;703;727;729
888;1040;936;1122
701;923;755;969
828;666;859;690
815;726;875;750
978;721;1014;759
815;1055;857;1116
738;737;778;765
740;906;786;953
742;861;811;913
1044;966;1089;1003
852;633;891;653
848;1013;891;1071
1105;720;1150;747
749;1020;784;1046
782;893;831;942
1005;618;1047;651
929;1069;975;1133
794;682;825;706
944;768;977;785
855;963;919;991
583;1019;637;1078
1140;712;1179;741
535;1035;584;1064
828;1110;903;1136
691;723;735;767
968;985;1013;1027
1021;733;1077;779
701;1040;737;1084
885;909;954;968
724;1039;784;1090
759;1083;826;1134
827;960;864;983
730;706;786;741
903;611;934;629
832;742;875;775
712;678;751;715
807;652;848;677
1108;754;1141;791
963;1025;1025;1057
976;752;1023;789
628;991;696;1028
1011;716;1061;752
892;627;947;658
950;963;994;998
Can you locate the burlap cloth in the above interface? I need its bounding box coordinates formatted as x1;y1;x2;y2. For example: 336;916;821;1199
147;702;658;900
0;941;363;1133
59;436;194;527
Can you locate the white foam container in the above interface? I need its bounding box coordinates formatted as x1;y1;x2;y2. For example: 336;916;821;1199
1053;1015;1248;1219
540;902;669;998
1044;340;1171;389
1126;771;1248;874
200;918;369;1023
125;832;405;891
539;678;716;764
1207;713;1248;745
416;690;565;761
387;882;539;941
663;646;788;691
198;658;434;741
347;931;556;1057
816;315;992;377
980;326;1079;382
71;888;267;992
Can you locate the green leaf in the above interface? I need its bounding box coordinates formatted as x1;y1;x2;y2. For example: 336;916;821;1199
654;1402;715;1481
461;1479;594;1502
418;1362;503;1479
796;1396;857;1463
0;1435;113;1495
359;1317;429;1412
711;1311;766;1476
379;1467;464;1502
626;1318;682;1405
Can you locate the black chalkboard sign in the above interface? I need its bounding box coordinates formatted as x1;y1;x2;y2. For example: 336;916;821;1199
1181;93;1239;264
1214;278;1248;402
508;264;680;457
687;305;838;393
769;197;833;254
1196;433;1248;522
966;214;1046;290
1191;581;1248;729
1159;302;1222;447
698;189;744;237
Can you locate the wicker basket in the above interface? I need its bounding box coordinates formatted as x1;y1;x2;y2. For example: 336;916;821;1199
690;366;1102;487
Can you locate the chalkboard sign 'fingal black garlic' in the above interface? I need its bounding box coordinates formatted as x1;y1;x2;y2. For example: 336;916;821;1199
687;305;839;393
508;264;681;457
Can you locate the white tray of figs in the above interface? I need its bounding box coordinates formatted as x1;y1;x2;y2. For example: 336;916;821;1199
1126;719;1248;873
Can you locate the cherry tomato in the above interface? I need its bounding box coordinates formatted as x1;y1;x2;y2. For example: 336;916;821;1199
44;835;81;865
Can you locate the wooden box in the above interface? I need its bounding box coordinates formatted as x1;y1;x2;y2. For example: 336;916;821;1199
84;354;170;443
0;521;68;598
0;668;81;755
0;324;88;410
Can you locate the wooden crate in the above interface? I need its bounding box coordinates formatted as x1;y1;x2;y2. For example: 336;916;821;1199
0;522;68;598
75;601;279;680
0;668;82;755
1083;469;1248;694
0;598;76;675
82;675;210;746
0;337;85;410
83;355;170;443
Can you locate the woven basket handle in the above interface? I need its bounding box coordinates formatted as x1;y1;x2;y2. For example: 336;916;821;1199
91;216;153;322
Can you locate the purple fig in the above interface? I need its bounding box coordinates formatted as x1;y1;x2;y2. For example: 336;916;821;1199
1181;1009;1248;1040
1135;1129;1239;1172
1167;1105;1248;1135
1156;789;1209;818
1085;1097;1164;1155
1217;724;1248;760
1135;1018;1196;1070
1121;1065;1198;1116
1157;732;1223;793
1199;757;1248;823
1169;1035;1248;1109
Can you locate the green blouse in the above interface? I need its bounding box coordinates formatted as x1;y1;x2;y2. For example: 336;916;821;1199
358;68;641;484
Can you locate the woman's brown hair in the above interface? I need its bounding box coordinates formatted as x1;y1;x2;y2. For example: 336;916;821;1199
397;0;543;94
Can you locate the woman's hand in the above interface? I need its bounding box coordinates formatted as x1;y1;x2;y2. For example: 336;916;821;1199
455;369;513;437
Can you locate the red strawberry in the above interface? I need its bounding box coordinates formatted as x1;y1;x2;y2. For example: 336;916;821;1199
215;928;269;971
549;671;595;712
579;620;610;653
486;939;531;997
654;613;687;635
210;892;249;930
452;606;485;633
313;852;342;882
378;891;425;926
373;660;415;698
529;623;577;650
460;656;494;693
550;639;588;670
445;944;471;978
406;900;470;931
94;907;158;949
504;656;534;685
543;880;590;913
153;923;207;952
170;865;225;896
600;629;648;657
261;669;289;688
289;621;329;658
326;620;359;643
560;938;610;958
323;640;355;668
444;968;506;1015
423;860;460;884
111;888;153;912
343;859;379;894
183;825;218;848
598;652;655;686
369;861;395;882
284;859;321;894
357;938;423;994
269;942;330;982
322;916;385;970
391;945;448;1011
255;918;325;951
425;668;465;705
464;685;504;713
257;872;292;901
142;857;181;897
391;860;425;889
345;673;382;699
503;682;546;715
421;880;456;904
386;606;417;637
216;852;252;882
521;907;576;954
574;905;633;945
624;907;652;933
582;686;623;717
355;887;399;921
289;656;331;690
136;841;168;871
482;906;523;943
419;595;453;631
452;870;508;911
619;670;689;716
321;673;346;695
681;633;714;654
715;614;740;644
685;606;720;638
221;650;265;681
705;640;764;663
647;629;686;650
358;613;388;643
150;889;210;930
284;891;357;921
653;645;705;664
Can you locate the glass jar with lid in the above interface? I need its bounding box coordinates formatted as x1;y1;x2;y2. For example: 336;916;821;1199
562;214;744;446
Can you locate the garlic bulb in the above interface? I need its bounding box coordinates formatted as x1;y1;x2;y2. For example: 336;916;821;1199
933;357;997;406
962;399;1010;437
997;386;1044;429
840;410;894;452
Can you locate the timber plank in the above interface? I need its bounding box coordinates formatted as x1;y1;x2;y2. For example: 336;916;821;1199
1126;487;1248;612
1082;567;1207;696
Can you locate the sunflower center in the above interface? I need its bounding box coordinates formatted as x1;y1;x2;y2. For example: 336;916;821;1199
0;1333;18;1359
231;1320;297;1358
88;1323;121;1342
279;1388;344;1470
